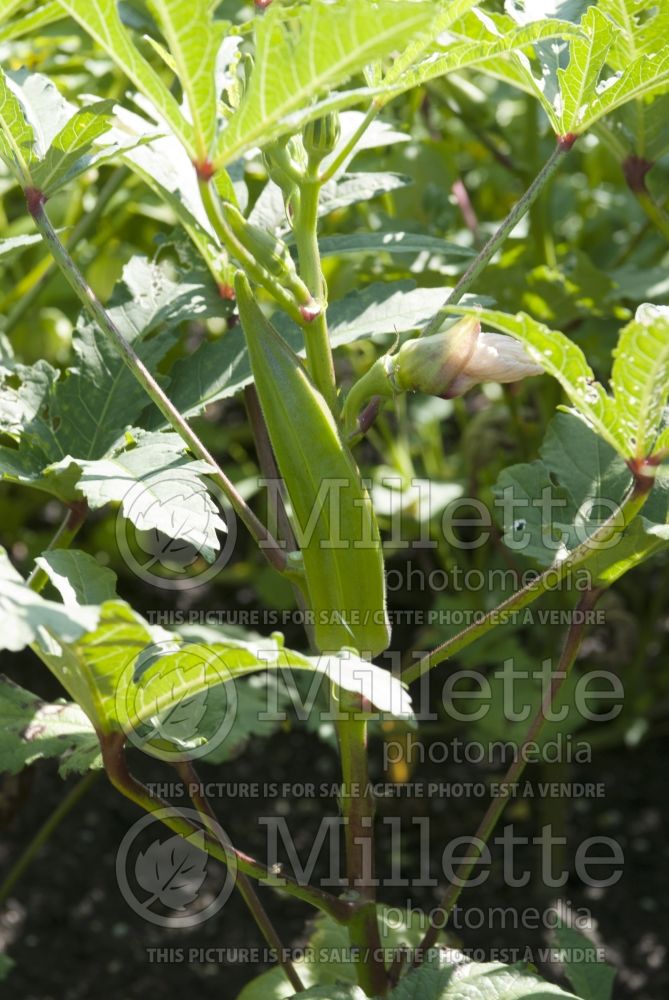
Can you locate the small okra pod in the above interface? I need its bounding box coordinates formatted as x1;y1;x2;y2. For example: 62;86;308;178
236;273;390;657
222;203;314;309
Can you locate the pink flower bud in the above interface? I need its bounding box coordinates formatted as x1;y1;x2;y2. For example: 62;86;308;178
392;315;480;396
444;332;543;398
342;315;541;439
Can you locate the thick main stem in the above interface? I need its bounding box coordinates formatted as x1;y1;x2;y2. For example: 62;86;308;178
29;197;287;575
416;587;602;955
4;167;129;330
336;706;387;997
293;174;338;413
175;759;304;994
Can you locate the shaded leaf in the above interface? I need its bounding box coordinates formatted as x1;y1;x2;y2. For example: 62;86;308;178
553;924;616;1000
0;675;101;777
495;413;669;584
387;951;580;999
318;232;475;260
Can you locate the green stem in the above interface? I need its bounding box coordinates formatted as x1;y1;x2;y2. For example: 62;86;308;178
417;587;602;954
197;178;307;327
293;172;338;413
0;770;99;905
421;137;573;338
634;189;669;243
4;167;129;331
351;138;574;440
175;759;304;994
29;197;287;575
336;703;386;997
26;500;88;592
402;472;653;685
100;731;352;922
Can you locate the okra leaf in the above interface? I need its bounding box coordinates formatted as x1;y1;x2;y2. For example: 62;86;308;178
504;1;591;24
0;66;37;183
388;12;581;100
318;232;475;260
487;1;669;136
555;6;614;135
249;172;412;235
322;282;490;349
213;0;433;168
35;599;412;739
581;47;669;134
610;304;669;459
119;642;413;738
145;0;224;163
0;0;29;23
73;433;226;563
0;675;101;777
495;413;669;584
0;2;64;44
373;0;480;89
55;0;194;156
35;549;118;606
0;548;100;653
385;952;581;999
31;99;116;196
193;675;291;765
0;231;44;258
0;254;220;496
553;924;616;1000
238;907;425;999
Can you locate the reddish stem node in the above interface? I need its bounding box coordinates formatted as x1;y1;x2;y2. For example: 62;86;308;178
622;155;653;194
299;301;321;323
218;282;236;300
194;159;216;182
557;132;578;152
627;454;660;496
25;187;46;216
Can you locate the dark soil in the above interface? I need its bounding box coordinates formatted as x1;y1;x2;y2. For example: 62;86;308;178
1;704;667;1000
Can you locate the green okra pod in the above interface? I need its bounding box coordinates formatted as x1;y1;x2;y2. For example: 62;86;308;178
235;273;390;657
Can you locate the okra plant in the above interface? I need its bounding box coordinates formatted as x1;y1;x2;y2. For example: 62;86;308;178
1;0;668;997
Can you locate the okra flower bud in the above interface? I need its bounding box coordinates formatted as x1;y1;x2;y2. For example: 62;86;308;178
303;112;341;164
342;315;542;437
